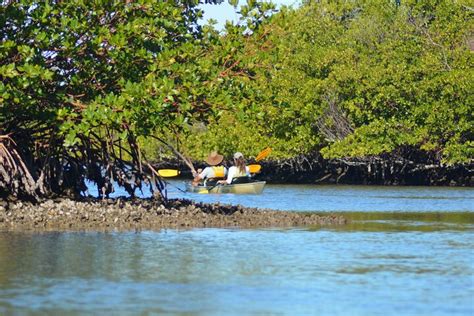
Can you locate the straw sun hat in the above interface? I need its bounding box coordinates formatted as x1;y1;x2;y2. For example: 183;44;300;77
206;151;224;166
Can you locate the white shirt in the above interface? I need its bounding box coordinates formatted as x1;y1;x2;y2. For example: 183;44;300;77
225;166;250;184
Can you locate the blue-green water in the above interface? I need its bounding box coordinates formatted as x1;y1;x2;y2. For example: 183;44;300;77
169;183;473;212
0;184;473;315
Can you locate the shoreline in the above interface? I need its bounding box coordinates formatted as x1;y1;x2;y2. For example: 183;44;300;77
0;198;346;232
156;157;473;187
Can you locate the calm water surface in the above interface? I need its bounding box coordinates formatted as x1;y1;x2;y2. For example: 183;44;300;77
0;184;473;315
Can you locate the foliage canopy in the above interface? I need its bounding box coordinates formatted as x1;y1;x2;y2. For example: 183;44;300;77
0;0;244;199
0;0;472;200
182;0;473;164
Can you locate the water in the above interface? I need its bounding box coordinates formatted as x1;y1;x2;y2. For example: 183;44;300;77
1;184;473;315
169;183;474;212
87;180;473;212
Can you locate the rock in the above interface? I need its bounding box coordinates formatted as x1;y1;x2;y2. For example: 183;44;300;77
0;197;346;231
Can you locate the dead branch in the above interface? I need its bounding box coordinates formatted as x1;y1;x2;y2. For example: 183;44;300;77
316;94;354;141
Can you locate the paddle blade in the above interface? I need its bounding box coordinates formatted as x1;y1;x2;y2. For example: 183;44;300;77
158;169;180;177
256;147;272;162
248;164;261;174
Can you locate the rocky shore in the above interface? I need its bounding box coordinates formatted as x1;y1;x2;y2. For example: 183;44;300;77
0;198;346;231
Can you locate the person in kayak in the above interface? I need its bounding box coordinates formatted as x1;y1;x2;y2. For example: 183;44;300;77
218;152;250;185
192;151;227;186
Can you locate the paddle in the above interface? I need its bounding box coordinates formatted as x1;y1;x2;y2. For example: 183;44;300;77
146;163;187;193
197;184;220;194
157;169;180;178
247;148;271;174
255;147;272;162
248;164;261;174
196;178;225;194
158;163;261;177
157;147;271;178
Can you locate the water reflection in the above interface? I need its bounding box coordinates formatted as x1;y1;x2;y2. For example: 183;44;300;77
0;226;473;315
325;211;474;232
1;183;473;315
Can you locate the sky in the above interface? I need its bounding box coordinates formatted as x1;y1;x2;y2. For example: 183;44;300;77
200;0;301;30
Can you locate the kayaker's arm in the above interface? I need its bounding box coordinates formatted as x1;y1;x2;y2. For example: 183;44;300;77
219;166;238;185
192;168;203;186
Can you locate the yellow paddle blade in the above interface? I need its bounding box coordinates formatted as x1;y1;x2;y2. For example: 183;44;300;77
158;169;180;177
256;147;272;162
248;164;261;174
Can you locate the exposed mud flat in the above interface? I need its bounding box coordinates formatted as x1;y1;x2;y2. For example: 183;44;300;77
0;198;346;231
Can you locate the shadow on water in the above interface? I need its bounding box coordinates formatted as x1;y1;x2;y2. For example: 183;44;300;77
309;211;474;232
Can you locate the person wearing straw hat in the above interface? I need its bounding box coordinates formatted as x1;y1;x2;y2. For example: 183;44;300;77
192;151;227;186
218;152;250;185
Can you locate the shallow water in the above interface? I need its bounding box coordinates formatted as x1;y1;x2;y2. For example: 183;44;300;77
93;181;474;213
1;184;473;315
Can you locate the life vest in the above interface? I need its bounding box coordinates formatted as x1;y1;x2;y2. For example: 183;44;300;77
211;166;225;178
